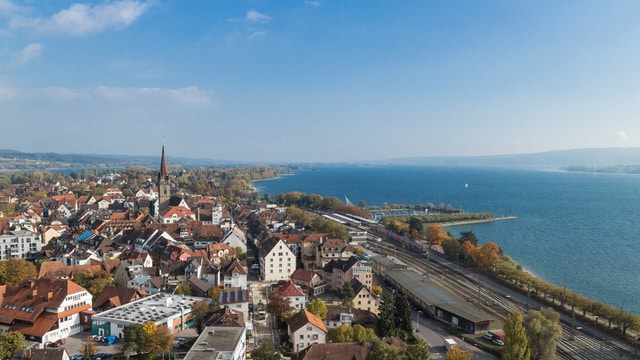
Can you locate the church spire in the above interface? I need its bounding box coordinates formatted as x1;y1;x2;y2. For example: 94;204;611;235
158;145;168;181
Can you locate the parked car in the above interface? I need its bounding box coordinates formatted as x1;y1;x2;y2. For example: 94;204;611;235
492;339;504;346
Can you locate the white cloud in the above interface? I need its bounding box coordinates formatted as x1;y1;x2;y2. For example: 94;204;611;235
0;85;214;105
304;1;321;7
613;130;629;143
245;10;271;24
0;0;26;16
249;31;266;39
9;43;42;68
10;0;151;36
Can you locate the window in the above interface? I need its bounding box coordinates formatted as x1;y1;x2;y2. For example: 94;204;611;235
312;334;318;340
306;326;312;331
300;335;304;339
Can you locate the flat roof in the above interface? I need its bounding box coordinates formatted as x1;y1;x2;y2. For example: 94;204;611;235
385;269;493;323
93;292;209;325
184;326;245;360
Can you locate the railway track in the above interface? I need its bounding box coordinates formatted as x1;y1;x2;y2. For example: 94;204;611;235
369;239;639;360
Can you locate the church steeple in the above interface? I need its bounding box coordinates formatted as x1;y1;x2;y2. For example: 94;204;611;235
158;145;168;182
157;145;171;215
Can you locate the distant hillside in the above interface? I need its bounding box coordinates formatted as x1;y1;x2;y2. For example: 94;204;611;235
0;149;247;171
386;147;640;170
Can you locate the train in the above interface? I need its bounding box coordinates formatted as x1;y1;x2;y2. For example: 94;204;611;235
368;224;428;253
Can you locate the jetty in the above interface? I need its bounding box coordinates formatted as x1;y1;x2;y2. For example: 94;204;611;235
438;216;517;227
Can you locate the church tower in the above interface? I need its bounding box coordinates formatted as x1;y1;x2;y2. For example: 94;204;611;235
158;145;171;213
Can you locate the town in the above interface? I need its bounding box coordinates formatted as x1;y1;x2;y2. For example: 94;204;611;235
0;147;438;360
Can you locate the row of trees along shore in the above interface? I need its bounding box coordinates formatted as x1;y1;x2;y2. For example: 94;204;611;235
383;215;640;344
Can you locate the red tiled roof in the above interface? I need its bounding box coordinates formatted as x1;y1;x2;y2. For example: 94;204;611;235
273;280;305;298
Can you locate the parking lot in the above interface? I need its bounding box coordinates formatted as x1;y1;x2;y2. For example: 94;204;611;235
51;327;199;359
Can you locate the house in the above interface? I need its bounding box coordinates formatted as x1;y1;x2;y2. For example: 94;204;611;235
202;306;245;328
159;206;196;224
183;326;246;360
13;348;71;360
0;278;92;345
290;268;326;297
272;280;307;311
92;286;146;313
221;226;247;253
323;306;378;330
316;238;354;268
221;258;248;289
322;256;373;292
218;289;251;322
259;237;296;282
300;233;330;269
287;309;328;353
350;279;379;314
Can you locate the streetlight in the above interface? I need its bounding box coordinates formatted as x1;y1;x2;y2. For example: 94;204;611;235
593;315;598;341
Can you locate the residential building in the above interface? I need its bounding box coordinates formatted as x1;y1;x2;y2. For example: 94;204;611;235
290;268;326;297
295;342;375;360
272;280;307;311
316;238;354;268
287;309;328;353
351;279;379;314
221;258;248;289
0;229;43;260
259;237;296;282
324;306;378;330
218;289;251;322
322;256;372;292
0;278;92;345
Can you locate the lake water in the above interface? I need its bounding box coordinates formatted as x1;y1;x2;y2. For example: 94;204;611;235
254;165;640;314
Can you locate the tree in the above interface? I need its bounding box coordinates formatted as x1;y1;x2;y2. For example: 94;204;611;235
426;225;447;245
83;337;97;360
235;247;248;261
394;290;413;334
191;300;210;333
327;324;377;343
502;311;530;360
525;307;562;360
250;342;280;360
406;339;430;360
267;293;292;320
0;331;26;360
146;325;173;360
445;348;473;360
369;339;406;360
377;292;395;336
174;280;192;296
122;324;148;357
209;286;221;310
72;270;115;298
307;299;328;319
459;231;479;246
342;281;355;308
408;217;424;236
0;259;37;286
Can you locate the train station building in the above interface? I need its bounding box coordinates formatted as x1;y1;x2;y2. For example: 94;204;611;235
382;269;494;334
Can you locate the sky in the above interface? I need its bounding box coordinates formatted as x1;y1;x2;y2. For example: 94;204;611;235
1;1;640;163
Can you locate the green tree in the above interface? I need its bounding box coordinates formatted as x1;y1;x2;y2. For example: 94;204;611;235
525;307;562;360
342;281;355;308
394;290;413;334
0;259;38;286
307;299;328;319
502;311;530;360
191;300;210;334
406;339;430;360
72;270;115;298
250;342;280;360
408;216;424;236
459;231;478;246
369;339;406;360
174;280;192;296
0;331;26;359
121;324;148;357
377;292;395;336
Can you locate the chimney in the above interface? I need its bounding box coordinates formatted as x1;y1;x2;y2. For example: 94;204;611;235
47;290;53;301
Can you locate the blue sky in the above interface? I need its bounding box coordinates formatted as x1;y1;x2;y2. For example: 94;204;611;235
1;1;640;163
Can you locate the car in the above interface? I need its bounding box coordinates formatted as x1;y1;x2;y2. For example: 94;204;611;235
492;339;504;346
483;333;494;340
89;335;100;342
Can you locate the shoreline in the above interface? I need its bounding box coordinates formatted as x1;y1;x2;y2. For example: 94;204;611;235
437;215;517;227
